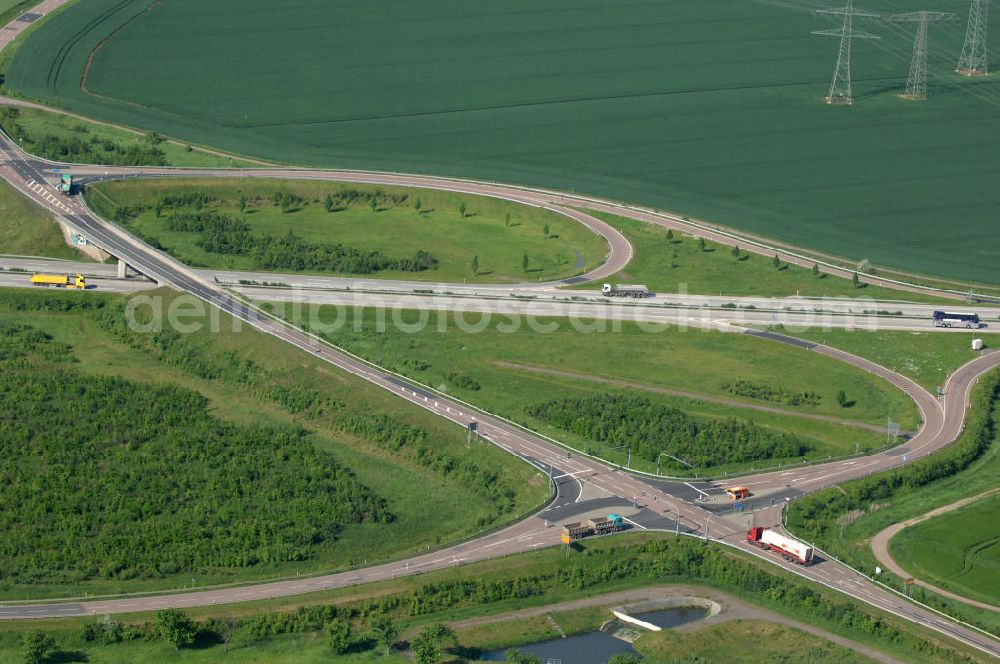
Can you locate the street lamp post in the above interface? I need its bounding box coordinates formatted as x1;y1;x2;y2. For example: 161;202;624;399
608;444;631;469
657;453;695;475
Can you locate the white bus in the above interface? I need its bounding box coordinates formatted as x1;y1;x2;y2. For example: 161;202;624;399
932;311;981;329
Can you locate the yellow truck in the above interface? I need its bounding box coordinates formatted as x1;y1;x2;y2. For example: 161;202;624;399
30;273;86;289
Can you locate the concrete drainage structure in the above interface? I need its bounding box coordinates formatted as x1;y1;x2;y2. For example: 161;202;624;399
611;597;721;632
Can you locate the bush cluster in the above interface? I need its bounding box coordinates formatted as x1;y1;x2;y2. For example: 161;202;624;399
722;378;821;406
446;372;481;391
338;411;517;520
158;210;438;274
528;393;809;468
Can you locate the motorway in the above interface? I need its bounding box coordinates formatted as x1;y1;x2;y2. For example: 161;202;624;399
1;2;1000;657
4;256;999;335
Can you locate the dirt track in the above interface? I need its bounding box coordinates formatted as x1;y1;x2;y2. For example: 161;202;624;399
869;488;1000;613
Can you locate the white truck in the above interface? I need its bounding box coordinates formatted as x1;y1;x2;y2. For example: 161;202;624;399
602;283;652;298
746;527;813;565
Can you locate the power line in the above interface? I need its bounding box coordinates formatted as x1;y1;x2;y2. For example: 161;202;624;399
886;11;956;100
813;0;881;105
956;0;989;76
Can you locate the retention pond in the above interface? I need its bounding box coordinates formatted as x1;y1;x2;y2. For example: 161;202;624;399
482;605;709;662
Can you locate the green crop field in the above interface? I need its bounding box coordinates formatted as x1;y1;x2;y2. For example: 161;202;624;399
0;288;547;600
5;0;999;284
87;178;606;282
889;494;1000;606
286;306;920;476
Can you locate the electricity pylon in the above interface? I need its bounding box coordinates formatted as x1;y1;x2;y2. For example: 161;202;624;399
956;0;989;75
887;11;955;100
813;0;881;104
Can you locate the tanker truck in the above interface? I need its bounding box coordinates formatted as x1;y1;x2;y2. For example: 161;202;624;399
746;527;813;565
601;283;652;298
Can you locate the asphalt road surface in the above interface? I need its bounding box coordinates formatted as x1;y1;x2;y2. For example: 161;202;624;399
4;257;998;335
10;256;1000;327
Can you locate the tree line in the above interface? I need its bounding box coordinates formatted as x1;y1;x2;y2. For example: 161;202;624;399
22;534;982;663
159;210;438;274
0;320;391;584
0;107;169;166
528;392;809;469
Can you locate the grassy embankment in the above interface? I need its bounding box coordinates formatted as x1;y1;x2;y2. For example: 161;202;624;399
774;327;990;393
578;212;955;303
281;305;920;477
787;368;1000;634
0;288;548;600
86;178;608;283
0;0;37;27
0;175;86;259
0;533;990;664
889;494;1000;607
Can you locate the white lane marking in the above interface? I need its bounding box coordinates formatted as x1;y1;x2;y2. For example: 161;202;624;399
573;475;586;502
552;470;589;479
684;482;710;498
621;516;647;530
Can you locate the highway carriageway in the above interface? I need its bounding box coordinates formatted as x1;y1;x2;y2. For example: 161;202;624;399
2;259;999;334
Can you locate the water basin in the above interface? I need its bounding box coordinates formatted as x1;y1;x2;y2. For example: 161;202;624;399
481;630;636;663
634;606;706;629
